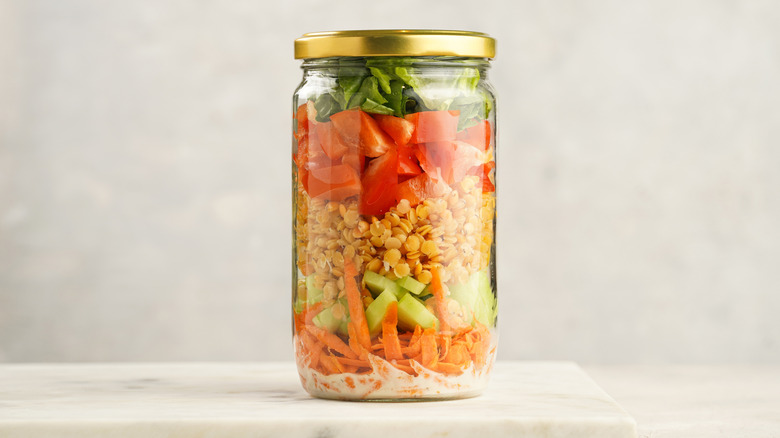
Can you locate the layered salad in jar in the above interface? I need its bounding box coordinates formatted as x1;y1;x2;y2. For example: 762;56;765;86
292;57;496;400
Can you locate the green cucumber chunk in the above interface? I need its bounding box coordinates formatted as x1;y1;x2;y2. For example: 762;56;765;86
449;269;496;326
397;293;439;331
363;271;405;299
313;307;341;333
365;289;398;337
396;276;426;295
306;274;323;304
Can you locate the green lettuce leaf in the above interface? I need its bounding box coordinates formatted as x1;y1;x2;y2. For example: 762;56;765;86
384;80;407;115
369;67;393;94
338;65;368;104
361;98;395;115
313;93;344;122
347;76;387;109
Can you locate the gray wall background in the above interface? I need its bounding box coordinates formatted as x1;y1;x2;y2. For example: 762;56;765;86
1;0;778;364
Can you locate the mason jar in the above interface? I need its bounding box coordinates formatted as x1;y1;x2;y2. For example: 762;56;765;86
292;30;497;400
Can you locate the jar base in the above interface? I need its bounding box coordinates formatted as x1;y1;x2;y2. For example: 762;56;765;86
296;345;496;401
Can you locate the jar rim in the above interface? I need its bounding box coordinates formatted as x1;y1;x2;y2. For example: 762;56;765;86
294;29;496;60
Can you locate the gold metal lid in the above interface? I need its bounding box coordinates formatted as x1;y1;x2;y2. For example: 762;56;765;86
294;29;495;59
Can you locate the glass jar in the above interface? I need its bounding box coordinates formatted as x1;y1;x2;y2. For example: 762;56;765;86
292;30;497;400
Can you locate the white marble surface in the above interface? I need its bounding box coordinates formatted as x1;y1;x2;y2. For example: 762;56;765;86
586;365;780;438
0;361;636;438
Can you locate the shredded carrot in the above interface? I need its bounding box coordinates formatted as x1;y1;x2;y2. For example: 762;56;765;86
299;331;324;370
444;343;468;366
347;323;368;360
335;356;371;368
473;341;487;368
320;355;340;375
436;362;464;375
306;325;358;359
430;267;452;334
293;311;304;334
392;363;417;375
409;325;423;346
437;334;451;363
341;363;358;374
304;301;324;325
420;328;439;369
382;302;404;361
343;257;372;350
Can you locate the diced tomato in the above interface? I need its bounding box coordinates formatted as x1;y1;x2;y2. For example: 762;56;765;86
360;149;398;216
295;128;339;195
469;160;495;193
307;164;361;201
397;144;422;176
405;110;460;144
294;134;308;169
293;101;320;169
396;173;449;207
314;122;349;160
295;128;328;169
483;160;496;192
330;109;395;158
373;114;415;146
456;120;492;151
341;148;365;173
415;141;483;185
295;101;317;141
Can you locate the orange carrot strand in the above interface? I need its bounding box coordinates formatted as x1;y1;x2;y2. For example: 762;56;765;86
382;302;404;361
343;257;372;350
420;328;439;369
306;325;358;359
430;267;452;334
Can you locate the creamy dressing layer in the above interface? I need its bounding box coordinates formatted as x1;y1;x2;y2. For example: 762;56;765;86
296;346;497;400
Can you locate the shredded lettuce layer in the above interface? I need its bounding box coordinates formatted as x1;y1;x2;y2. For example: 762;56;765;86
312;58;491;130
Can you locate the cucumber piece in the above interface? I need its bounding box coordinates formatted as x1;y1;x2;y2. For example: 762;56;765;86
396;276;426;295
450;269;496;326
306;274;323;304
365;290;398;336
363;271;405;299
449;279;477;325
473;270;497;326
293;298;305;314
313;307;341;333
397;293;439;331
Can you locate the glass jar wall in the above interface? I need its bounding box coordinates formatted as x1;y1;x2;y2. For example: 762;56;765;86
292;31;497;400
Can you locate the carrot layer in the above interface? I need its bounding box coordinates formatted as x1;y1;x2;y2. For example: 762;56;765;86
295;274;494;377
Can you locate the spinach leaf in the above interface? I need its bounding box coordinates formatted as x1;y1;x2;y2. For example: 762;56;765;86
313;93;342;122
347;76;387;109
369;67;393;94
361;98;395;115
384;80;407;116
338;65;368;104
